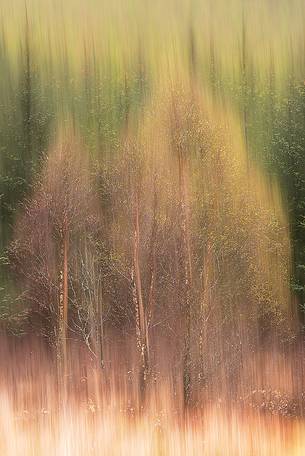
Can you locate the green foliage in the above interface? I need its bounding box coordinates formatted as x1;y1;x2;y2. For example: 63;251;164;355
267;83;305;320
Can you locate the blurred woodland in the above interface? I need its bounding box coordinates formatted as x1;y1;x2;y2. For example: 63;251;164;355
1;0;305;412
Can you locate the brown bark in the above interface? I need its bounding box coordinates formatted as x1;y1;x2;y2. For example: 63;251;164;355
199;242;212;386
97;287;104;369
147;187;158;325
178;152;193;407
63;225;69;335
132;193;150;404
57;218;69;399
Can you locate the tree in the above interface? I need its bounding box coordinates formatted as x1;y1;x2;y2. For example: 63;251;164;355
9;131;103;379
139;81;295;404
268;82;305;326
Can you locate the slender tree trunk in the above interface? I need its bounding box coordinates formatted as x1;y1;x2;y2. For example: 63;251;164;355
178;153;193;407
132;194;149;405
147;187;158;325
58;220;69;401
199;242;212;387
82;237;104;369
63;227;69;336
97;287;104;369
